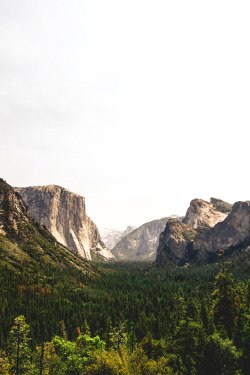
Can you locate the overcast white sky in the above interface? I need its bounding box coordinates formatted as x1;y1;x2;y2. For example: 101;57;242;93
1;0;250;230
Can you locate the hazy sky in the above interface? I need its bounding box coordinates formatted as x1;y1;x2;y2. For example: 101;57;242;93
1;0;250;230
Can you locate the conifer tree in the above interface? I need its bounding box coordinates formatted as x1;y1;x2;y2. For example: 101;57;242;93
173;290;187;324
113;322;127;350
137;312;149;342
211;261;237;338
202;333;239;375
56;320;67;341
127;323;136;354
103;317;114;350
81;319;91;337
7;315;31;375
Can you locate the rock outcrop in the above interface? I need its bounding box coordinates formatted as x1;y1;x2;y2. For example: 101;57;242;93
183;198;228;229
0;182;29;236
156;198;249;266
100;226;137;250
0;178;100;275
112;216;182;261
156;220;196;266
193;201;250;261
15;185;115;261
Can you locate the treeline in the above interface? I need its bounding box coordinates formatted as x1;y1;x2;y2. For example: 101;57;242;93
0;251;250;374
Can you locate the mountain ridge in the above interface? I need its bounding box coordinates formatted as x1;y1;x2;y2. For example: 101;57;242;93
156;197;250;266
112;216;182;261
100;226;137;250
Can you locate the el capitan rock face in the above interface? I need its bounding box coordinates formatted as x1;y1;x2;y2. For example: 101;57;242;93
156;198;249;266
15;185;115;261
0;178;100;275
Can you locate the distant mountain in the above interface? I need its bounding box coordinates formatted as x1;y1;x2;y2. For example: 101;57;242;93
15;185;115;262
111;216;182;261
156;197;250;266
0;178;99;275
100;226;136;250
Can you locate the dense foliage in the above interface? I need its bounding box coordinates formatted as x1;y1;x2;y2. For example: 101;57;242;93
0;249;249;374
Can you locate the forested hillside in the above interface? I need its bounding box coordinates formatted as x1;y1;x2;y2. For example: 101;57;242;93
0;178;250;374
0;251;249;374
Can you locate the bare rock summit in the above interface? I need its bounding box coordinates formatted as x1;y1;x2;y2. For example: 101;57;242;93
183;198;228;229
100;226;137;250
155;197;250;266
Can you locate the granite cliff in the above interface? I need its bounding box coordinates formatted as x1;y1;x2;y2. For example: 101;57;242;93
0;178;100;275
100;226;136;250
193;201;250;261
15;185;115;261
183;198;229;228
156;219;196;266
156;198;250;266
112;216;182;261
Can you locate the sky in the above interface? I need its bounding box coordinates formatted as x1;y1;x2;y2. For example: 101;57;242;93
1;0;250;230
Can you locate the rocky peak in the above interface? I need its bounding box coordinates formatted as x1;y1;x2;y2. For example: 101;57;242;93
100;226;137;250
0;178;29;236
122;226;137;237
15;185;115;261
156;198;249;266
156;220;196;266
193;201;250;262
183;198;229;229
112;216;182;261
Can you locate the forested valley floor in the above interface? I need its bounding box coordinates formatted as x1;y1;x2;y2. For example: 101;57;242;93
0;250;249;374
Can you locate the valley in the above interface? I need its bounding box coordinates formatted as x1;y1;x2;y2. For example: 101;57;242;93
0;178;249;374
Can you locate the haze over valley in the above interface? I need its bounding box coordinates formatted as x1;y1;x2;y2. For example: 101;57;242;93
1;0;250;231
1;1;250;373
